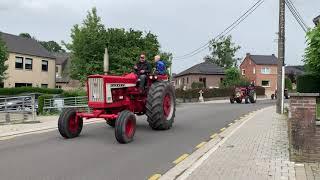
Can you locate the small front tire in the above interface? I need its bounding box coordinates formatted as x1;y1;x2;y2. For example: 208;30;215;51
115;110;136;144
58;108;83;139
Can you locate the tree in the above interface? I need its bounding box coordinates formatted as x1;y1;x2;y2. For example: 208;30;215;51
221;67;250;87
19;33;31;38
205;35;240;69
40;41;66;53
65;7;107;82
66;7;167;82
304;25;320;74
0;35;8;83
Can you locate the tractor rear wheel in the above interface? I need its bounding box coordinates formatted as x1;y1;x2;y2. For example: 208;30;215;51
249;91;257;103
115;110;136;144
146;82;176;130
58;108;83;138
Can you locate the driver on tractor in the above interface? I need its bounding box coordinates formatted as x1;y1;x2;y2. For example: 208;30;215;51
134;53;152;90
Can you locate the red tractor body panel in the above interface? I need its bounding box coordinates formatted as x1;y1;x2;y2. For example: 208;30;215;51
79;72;168;120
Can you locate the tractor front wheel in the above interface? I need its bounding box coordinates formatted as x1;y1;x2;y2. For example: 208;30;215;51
146;82;176;130
115;110;136;144
235;98;242;104
58;108;83;139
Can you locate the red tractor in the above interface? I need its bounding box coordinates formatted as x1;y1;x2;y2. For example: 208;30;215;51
230;86;257;104
58;73;176;144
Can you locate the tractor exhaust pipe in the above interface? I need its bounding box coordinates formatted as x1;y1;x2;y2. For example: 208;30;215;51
104;48;109;75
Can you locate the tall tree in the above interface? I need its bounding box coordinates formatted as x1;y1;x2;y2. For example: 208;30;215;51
205;35;240;69
19;33;31;38
66;7;167;82
65;7;107;82
40;41;66;53
304;25;320;74
0;34;8;83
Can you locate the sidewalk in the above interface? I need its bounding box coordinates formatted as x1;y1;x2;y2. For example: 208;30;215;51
162;106;296;180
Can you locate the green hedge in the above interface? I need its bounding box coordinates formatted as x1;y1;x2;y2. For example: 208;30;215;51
61;89;87;97
176;86;265;99
38;94;54;114
297;74;320;93
0;87;63;95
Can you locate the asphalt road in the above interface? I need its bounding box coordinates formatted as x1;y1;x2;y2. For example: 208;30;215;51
0;100;275;180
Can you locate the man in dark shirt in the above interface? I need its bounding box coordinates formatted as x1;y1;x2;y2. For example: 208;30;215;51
134;53;151;89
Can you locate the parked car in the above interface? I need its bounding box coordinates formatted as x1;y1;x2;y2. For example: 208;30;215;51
0;94;40;113
271;89;289;100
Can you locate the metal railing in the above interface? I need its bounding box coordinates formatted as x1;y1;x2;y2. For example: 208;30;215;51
0;95;37;123
43;96;89;112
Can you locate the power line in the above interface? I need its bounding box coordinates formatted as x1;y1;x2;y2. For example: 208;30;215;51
286;0;308;29
285;0;308;32
173;0;264;60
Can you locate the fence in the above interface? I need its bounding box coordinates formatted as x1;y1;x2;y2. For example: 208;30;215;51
0;95;37;124
43;96;89;113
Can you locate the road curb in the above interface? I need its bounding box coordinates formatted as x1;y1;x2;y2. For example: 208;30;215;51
159;106;274;180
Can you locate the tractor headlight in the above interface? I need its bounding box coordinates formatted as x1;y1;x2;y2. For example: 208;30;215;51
149;76;153;79
154;76;158;79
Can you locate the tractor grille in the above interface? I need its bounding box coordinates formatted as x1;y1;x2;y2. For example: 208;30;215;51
88;78;104;102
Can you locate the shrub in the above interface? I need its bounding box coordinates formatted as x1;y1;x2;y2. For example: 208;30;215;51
255;86;265;96
285;77;293;90
0;87;63;95
176;86;265;100
191;82;204;89
61;89;87;97
297;74;320;93
38;94;54;115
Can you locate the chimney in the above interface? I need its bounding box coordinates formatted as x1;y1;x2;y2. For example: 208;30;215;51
246;53;251;57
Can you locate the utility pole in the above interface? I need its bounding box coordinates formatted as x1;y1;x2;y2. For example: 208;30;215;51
277;0;285;114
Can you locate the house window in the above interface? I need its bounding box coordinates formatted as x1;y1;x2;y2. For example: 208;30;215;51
175;80;177;85
182;78;185;85
187;77;189;84
56;66;58;73
15;83;32;87
220;78;224;83
199;77;207;88
261;80;270;87
56;85;62;89
253;67;256;74
41;84;48;88
261;67;271;74
15;57;23;69
242;69;245;75
42;60;48;71
25;58;33;70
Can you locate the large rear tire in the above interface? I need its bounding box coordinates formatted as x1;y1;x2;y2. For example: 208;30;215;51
249;91;257;103
146;81;176;130
115;110;136;144
58;108;83;139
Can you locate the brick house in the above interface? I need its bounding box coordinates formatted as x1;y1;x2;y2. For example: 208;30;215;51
174;61;225;89
240;53;278;96
0;32;56;88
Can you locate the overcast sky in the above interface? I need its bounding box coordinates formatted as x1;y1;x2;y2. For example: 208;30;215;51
0;0;318;73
